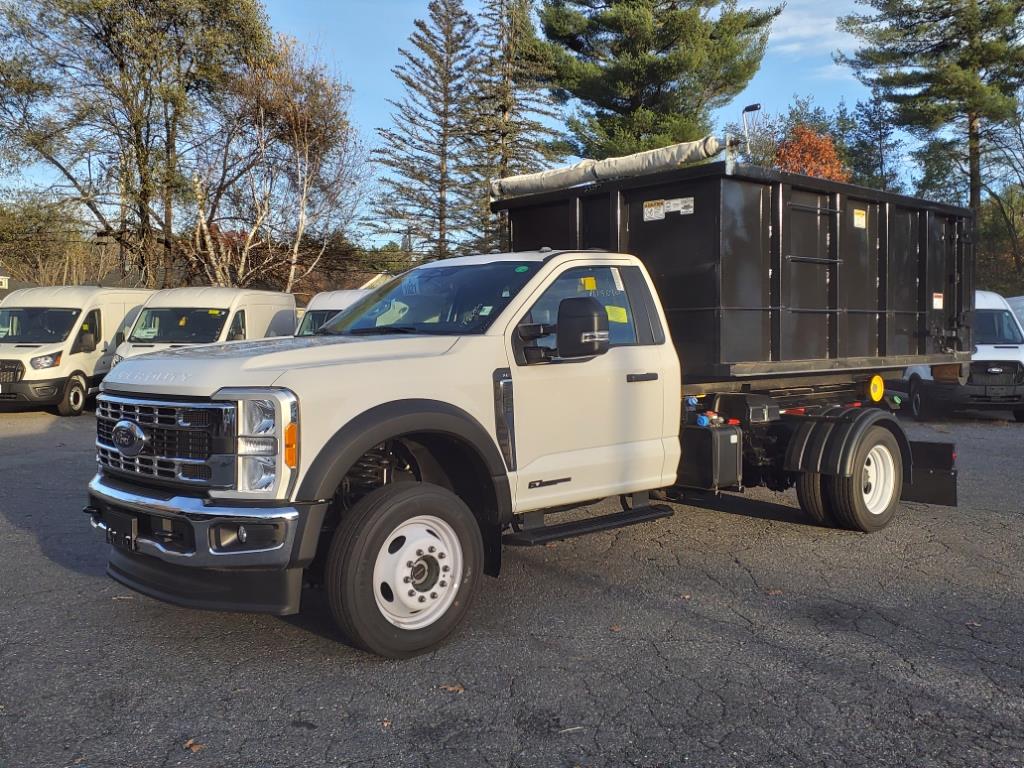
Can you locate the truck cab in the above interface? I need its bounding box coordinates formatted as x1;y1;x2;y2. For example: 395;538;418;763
295;289;370;336
0;286;152;415
905;290;1024;421
114;287;296;363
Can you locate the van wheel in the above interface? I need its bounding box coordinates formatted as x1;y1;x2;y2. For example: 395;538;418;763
796;472;834;526
909;377;936;421
825;426;903;533
324;482;483;659
57;375;87;417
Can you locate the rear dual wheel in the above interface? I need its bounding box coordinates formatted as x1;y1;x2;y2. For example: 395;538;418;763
324;482;483;659
796;427;903;532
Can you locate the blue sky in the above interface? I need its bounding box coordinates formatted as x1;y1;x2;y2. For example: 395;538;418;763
262;0;870;148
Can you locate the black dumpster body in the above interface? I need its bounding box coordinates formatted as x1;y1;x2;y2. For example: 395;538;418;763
493;162;973;389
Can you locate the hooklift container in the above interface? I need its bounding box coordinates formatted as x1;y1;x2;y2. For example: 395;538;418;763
493;161;974;389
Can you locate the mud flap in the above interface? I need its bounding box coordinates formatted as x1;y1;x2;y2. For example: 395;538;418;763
901;441;957;506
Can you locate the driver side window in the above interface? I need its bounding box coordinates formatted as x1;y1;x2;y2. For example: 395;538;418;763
524;266;637;350
227;310;246;341
75;309;101;352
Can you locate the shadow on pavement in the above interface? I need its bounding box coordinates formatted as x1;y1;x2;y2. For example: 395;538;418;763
680;490;820;527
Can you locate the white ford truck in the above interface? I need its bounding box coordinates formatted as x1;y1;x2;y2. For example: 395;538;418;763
85;156;968;658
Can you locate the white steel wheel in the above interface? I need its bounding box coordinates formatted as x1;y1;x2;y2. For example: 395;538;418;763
372;515;464;630
861;444;896;515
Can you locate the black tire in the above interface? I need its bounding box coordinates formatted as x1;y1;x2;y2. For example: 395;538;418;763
57;375;87;417
825;426;903;533
796;472;834;526
909;377;933;421
324;482;483;659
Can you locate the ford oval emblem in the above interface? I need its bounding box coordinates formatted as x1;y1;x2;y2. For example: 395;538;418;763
988;366;1004;374
111;420;148;457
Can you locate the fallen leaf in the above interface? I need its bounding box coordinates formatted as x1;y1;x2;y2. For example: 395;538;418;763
680;593;692;601
966;620;981;628
545;542;558;549
112;595;134;601
381;718;392;730
766;589;784;597
559;726;584;734
438;683;465;694
609;624;623;633
183;738;205;753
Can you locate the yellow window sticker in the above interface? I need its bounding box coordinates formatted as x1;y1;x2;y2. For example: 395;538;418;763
580;276;597;291
179;316;188;326
606;305;628;324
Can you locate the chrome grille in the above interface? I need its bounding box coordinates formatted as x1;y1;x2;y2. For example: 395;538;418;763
95;394;235;486
0;360;24;384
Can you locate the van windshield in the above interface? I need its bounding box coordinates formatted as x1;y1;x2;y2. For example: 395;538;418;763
319;261;540;336
129;308;229;344
0;307;81;343
975;309;1024;345
296;309;341;337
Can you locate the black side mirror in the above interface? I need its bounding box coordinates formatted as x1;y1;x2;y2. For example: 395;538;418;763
557;297;609;359
76;331;97;354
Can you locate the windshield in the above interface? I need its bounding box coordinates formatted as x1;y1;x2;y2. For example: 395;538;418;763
129;308;229;344
0;307;81;343
320;261;541;336
296;309;342;337
975;309;1024;345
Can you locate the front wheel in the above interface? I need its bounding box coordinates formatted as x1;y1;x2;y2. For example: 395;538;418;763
324;482;483;658
57;375;87;417
825;426;903;533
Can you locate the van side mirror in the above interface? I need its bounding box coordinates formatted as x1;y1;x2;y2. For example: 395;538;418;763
557;297;609;359
76;331;97;354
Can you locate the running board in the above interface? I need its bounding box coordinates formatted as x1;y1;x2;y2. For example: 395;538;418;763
504;505;673;546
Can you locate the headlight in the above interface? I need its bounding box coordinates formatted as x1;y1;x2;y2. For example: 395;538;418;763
211;388;298;500
30;352;62;370
110;354;123;367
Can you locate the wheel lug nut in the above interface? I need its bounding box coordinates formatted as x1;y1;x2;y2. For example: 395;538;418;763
418;596;426;603
408;590;415;597
406;561;413;567
428;546;436;553
430;592;438;599
438;552;446;560
403;576;411;583
416;549;423;556
442;565;450;572
439;580;447;588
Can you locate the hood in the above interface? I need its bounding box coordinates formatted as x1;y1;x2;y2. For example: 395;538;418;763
972;344;1024;363
0;341;64;358
120;341;199;358
102;334;459;397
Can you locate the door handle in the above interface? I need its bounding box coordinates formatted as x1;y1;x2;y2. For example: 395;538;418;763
626;372;659;383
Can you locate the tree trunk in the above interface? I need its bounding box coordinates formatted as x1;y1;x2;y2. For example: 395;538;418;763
968;112;982;217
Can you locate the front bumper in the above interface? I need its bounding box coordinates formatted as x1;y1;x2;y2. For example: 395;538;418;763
86;474;328;615
921;380;1024;410
0;376;64;406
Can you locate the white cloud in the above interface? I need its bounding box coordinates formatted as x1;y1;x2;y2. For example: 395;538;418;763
748;0;861;57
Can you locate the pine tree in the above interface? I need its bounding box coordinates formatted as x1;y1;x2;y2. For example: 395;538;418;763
838;0;1024;216
373;0;479;260
845;91;905;192
537;0;782;159
464;0;566;253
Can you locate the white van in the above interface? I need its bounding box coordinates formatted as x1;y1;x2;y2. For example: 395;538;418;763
905;290;1024;421
295;289;369;336
115;288;296;362
0;286;153;415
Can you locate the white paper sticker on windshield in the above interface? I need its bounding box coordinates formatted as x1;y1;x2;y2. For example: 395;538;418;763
643;200;665;221
932;292;944;310
479;306;492;316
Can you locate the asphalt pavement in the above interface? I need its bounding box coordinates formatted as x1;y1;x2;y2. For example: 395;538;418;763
1;407;1022;768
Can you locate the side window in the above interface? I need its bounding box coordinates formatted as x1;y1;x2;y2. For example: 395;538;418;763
80;310;101;341
227;310;246;340
524;266;637;349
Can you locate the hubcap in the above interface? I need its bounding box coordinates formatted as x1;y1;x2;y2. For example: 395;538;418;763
69;385;84;410
372;515;463;630
862;444;896;515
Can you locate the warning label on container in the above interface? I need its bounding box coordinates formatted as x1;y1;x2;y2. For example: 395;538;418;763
643;200;665;221
932;292;944;310
853;209;867;229
665;197;695;215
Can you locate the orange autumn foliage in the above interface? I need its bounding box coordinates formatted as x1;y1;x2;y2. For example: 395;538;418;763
774;125;851;182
